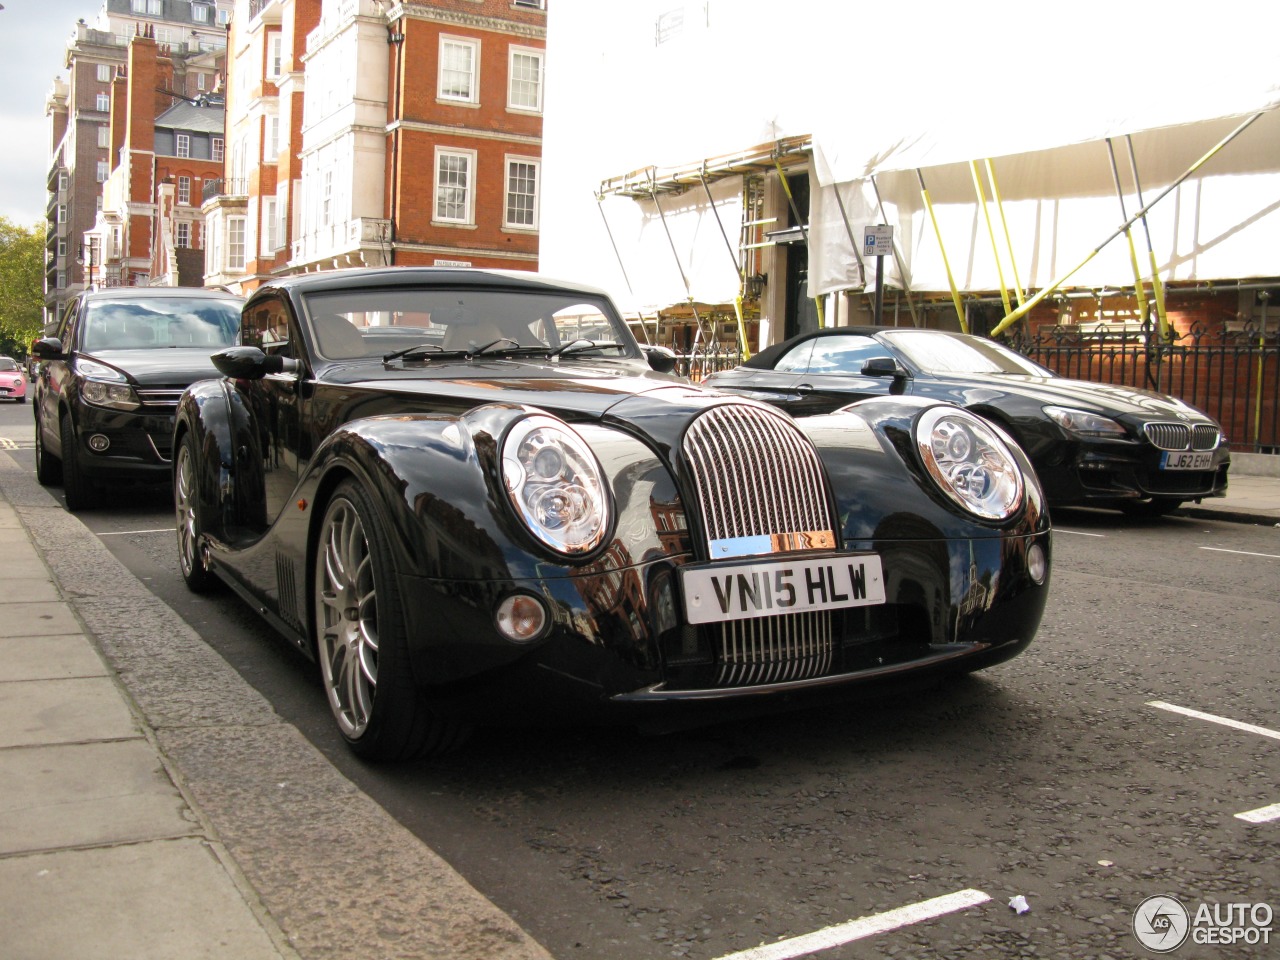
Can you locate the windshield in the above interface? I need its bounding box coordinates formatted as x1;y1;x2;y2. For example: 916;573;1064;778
0;358;17;372
81;297;241;352
881;330;1053;376
302;287;637;362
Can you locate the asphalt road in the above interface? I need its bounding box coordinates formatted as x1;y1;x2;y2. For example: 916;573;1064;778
3;397;1278;959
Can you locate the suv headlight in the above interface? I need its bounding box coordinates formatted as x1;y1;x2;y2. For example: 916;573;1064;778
502;415;611;556
76;359;141;411
1044;405;1127;439
916;406;1023;520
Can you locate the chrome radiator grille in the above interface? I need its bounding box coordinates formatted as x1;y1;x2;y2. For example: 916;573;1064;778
1144;421;1221;451
681;404;839;686
136;387;187;410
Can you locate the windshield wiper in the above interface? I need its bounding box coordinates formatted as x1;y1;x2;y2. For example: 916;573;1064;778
383;343;447;362
552;339;623;358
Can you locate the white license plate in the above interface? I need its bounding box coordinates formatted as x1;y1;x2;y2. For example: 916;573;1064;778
681;554;886;625
1161;451;1213;470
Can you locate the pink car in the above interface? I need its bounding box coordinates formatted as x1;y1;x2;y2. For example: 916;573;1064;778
0;357;27;403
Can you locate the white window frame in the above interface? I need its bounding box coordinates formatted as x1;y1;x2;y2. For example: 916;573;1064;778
212;137;224;162
434;148;476;224
96;64;111;83
130;0;146;12
96;161;109;182
177;175;191;205
265;115;280;160
176;133;190;158
227;216;246;271
504;156;540;229
322;170;333;226
438;37;479;104
263;197;279;253
98;125;110;148
59;172;69;191
513;0;545;8
58;238;68;257
192;3;208;22
507;47;544;113
147;0;161;13
196;72;206;91
176;221;190;248
96;93;110;112
268;35;283;80
57;204;67;224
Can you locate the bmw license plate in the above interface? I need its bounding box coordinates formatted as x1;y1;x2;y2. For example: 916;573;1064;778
681;554;886;625
1161;451;1213;470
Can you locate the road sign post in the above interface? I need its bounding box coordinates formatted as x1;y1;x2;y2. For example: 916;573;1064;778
863;225;893;326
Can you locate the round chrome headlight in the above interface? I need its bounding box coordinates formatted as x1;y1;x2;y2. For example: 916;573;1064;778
916;407;1023;520
502;415;610;556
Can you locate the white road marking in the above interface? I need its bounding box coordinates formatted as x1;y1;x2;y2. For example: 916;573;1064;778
1148;701;1280;742
98;528;174;536
1236;803;1280;824
1200;546;1280;560
710;889;991;960
1054;528;1106;537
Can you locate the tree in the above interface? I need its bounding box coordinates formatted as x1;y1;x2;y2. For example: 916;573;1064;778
0;216;46;360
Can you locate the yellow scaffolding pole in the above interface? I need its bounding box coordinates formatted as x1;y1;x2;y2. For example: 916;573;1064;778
698;169;752;359
1124;135;1171;343
1104;138;1151;328
970;160;1012;317
774;157;825;328
990;112;1265;337
917;168;968;333
984;159;1026;308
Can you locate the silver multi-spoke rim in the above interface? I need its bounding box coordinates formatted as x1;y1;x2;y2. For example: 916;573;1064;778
175;443;199;577
316;497;379;739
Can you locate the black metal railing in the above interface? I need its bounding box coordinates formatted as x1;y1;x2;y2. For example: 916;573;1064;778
1010;322;1280;453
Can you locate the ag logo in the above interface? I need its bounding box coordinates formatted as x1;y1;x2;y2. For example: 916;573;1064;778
1134;895;1190;952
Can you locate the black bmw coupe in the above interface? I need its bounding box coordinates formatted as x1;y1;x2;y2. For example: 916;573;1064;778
174;268;1052;759
703;327;1230;516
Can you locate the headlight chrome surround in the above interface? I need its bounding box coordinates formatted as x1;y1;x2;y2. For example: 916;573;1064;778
916;406;1024;521
1043;405;1127;439
76;359;140;411
502;415;611;556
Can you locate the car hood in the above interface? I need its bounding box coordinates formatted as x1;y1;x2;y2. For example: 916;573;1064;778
86;348;227;386
928;371;1213;421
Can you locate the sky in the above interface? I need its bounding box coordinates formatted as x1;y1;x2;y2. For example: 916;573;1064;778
0;0;103;226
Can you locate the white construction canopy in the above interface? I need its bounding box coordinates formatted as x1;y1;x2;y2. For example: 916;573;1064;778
541;0;1280;315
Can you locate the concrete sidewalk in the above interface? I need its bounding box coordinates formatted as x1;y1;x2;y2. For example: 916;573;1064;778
0;440;1276;960
0;452;554;960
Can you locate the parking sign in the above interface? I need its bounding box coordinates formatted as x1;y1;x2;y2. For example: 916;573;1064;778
863;224;893;258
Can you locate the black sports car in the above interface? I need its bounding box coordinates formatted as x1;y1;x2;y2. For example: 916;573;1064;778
703;327;1230;516
32;286;243;510
174;267;1051;760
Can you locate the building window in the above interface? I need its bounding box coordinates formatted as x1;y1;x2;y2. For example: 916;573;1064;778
177;176;191;204
147;0;161;13
96;93;110;112
439;38;478;103
212;137;223;162
98;125;110;148
57;204;67;224
268;35;283;80
176;222;190;248
196;72;206;91
263;198;278;253
130;0;146;11
218;8;231;25
176;134;190;158
434;149;474;224
59;172;69;191
513;0;545;8
58;239;67;257
227;217;245;270
265;115;280;160
96;64;111;83
508;48;544;112
192;3;208;22
96;161;109;182
321;171;333;226
505;158;539;228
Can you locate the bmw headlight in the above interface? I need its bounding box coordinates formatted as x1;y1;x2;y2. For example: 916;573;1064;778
76;359;140;410
502;415;610;556
1044;405;1127;439
916;407;1023;520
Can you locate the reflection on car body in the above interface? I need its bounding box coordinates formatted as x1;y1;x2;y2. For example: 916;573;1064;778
174;267;1052;760
703;327;1230;516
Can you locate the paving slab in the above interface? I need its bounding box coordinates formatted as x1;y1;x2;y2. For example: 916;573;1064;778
0;676;140;748
0;601;82;639
0;739;197;855
0;839;286;960
0;577;60;603
4;634;109;681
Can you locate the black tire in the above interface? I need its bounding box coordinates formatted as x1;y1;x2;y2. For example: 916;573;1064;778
16;396;25;404
1120;498;1184;518
59;414;99;511
34;416;62;486
313;480;469;760
174;431;219;593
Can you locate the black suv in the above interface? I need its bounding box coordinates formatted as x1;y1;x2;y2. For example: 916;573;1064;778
32;286;242;510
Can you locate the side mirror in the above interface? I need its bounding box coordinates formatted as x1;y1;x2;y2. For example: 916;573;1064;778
861;356;907;379
641;344;679;374
213;346;299;380
31;337;65;361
